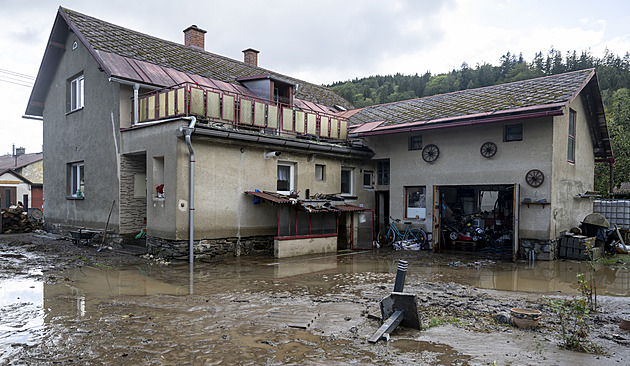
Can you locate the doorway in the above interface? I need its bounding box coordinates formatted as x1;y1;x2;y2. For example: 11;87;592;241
433;184;520;261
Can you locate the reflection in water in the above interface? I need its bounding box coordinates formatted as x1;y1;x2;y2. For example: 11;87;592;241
0;251;628;364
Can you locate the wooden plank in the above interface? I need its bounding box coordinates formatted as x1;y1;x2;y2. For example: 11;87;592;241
320;116;329;137
306;113;317;135
158;92;166;118
190;87;204;116
267;105;278;129
282;107;293;131
167;90;176;116
330;118;338;139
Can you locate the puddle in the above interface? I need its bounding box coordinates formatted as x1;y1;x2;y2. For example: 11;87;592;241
0;279;44;362
390;339;471;365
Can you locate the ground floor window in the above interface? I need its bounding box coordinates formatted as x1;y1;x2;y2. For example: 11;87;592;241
69;162;85;197
405;186;426;219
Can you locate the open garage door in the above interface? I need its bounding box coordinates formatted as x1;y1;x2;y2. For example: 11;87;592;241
433;184;519;261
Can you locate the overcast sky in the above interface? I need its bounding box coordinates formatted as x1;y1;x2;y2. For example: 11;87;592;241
1;0;629;155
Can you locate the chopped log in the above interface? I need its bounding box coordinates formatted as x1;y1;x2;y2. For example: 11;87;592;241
0;207;34;234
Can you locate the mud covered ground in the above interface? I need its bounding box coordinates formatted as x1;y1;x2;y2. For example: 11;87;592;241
1;232;629;365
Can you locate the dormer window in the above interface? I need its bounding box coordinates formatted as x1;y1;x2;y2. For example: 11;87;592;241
237;75;294;106
273;81;293;106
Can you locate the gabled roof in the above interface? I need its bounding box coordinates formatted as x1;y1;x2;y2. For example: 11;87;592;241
26;7;352;116
0;169;34;185
345;69;612;158
0;152;43;171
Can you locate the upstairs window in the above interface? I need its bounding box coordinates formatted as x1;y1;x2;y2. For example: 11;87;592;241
69;74;84;112
408;135;422;150
504;124;522;142
315;164;326;181
377;160;390;186
363;170;374;188
277;162;295;194
568;109;576;163
341;167;354;196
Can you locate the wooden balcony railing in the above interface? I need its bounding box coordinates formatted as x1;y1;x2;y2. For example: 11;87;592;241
136;83;348;141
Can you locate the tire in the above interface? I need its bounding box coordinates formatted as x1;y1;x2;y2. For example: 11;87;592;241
405;228;428;249
378;227;396;247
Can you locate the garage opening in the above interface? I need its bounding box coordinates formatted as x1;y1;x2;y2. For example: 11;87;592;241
433;184;520;260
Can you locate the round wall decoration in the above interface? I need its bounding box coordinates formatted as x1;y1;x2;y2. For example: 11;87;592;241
480;142;497;158
422;144;440;163
525;169;544;187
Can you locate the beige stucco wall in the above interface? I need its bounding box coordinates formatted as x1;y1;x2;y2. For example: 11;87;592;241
550;98;595;237
19;160;43;184
365;116;555;238
123;122;375;241
274;236;337;258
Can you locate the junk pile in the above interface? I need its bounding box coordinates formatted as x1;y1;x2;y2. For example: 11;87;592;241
1;207;35;234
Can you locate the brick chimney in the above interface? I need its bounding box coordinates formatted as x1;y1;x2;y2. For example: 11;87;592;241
243;48;260;66
183;25;207;50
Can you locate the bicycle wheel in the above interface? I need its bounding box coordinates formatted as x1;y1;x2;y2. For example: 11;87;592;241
378;227;396;247
404;228;428;249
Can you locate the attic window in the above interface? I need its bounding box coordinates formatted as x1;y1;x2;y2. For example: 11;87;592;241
72;41;78;50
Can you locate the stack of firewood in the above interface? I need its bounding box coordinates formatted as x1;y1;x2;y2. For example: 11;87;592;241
1;207;34;234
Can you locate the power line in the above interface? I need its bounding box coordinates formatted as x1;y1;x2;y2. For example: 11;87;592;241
0;68;36;80
0;78;33;88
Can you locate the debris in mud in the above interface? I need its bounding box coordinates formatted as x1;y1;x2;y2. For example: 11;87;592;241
140;253;170;265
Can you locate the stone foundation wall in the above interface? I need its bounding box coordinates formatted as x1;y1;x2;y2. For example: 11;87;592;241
147;235;274;260
519;238;558;261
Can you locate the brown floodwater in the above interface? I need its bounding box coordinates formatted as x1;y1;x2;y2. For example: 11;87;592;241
1;249;628;364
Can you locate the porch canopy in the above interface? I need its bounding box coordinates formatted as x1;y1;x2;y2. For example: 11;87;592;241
244;190;368;241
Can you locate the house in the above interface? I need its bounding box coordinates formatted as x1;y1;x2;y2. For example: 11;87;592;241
26;7;612;261
343;69;612;260
0;149;43;209
25;7;375;259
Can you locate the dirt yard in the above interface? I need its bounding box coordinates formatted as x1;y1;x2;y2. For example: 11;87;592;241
1;232;629;365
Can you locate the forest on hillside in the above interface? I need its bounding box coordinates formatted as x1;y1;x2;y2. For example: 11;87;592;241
328;49;630;197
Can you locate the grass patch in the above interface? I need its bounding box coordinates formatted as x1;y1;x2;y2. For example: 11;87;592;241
595;254;629;265
423;316;461;330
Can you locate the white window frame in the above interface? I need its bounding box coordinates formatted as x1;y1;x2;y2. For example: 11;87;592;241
71;162;85;197
341;167;354;196
70;74;84;111
405;186;426;219
277;162;295;194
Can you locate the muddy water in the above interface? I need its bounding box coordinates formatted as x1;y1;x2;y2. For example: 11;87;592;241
1;249;628;364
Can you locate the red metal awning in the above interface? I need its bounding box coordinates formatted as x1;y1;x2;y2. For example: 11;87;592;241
245;191;292;204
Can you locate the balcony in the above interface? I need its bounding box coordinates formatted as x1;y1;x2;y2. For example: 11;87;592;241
136;82;348;142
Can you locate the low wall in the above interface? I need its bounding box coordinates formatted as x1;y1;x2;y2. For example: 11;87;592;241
520;238;558;261
274;236;337;258
147;235;274;260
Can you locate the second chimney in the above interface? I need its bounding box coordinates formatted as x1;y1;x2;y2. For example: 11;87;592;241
184;25;207;50
243;48;260;67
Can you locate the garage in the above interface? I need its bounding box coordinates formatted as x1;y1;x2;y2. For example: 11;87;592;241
432;184;520;261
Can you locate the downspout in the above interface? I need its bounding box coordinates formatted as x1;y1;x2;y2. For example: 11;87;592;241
133;83;139;124
184;117;197;263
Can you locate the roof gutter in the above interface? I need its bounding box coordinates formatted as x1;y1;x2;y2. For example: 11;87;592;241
354;109;564;137
193;127;374;158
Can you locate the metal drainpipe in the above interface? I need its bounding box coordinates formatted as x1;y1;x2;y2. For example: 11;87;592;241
184;117;197;264
133;83;139;124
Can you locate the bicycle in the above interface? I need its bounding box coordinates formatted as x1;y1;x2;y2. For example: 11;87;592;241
378;216;428;249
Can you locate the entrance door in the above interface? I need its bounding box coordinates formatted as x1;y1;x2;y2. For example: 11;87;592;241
375;191;390;236
1;187;17;209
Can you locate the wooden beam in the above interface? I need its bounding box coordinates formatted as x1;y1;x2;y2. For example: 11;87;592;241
49;41;66;50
